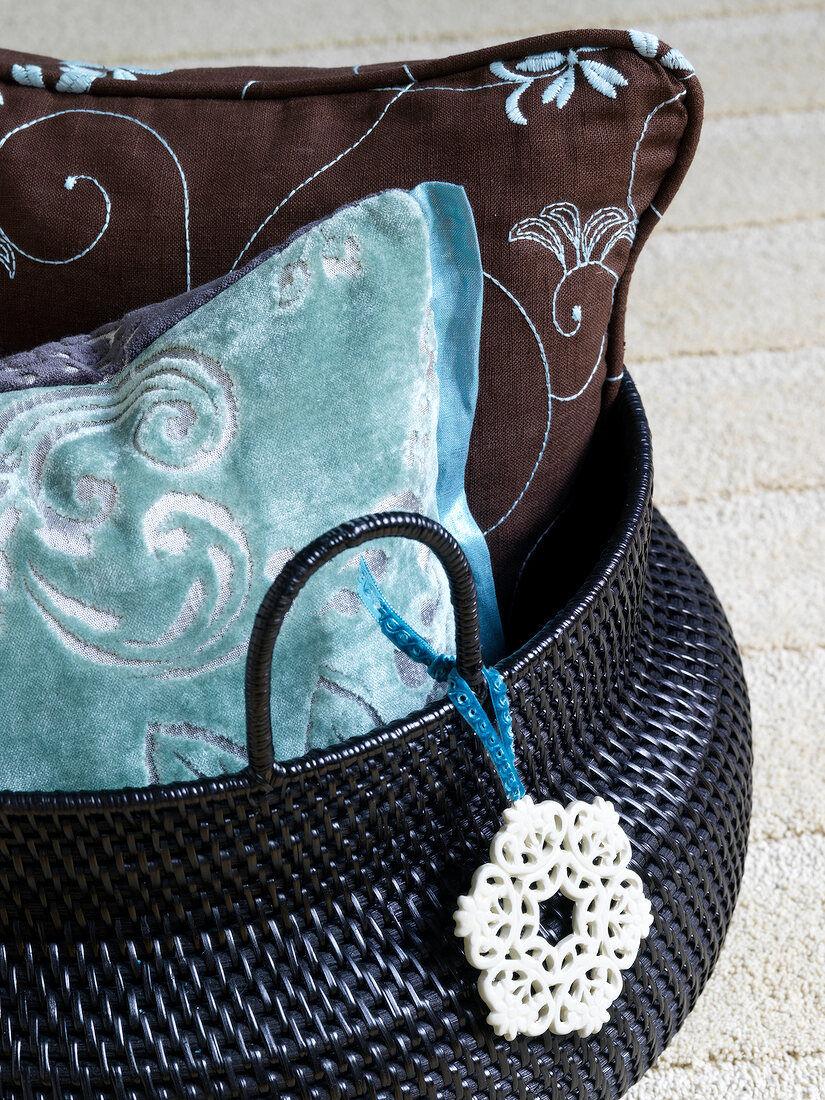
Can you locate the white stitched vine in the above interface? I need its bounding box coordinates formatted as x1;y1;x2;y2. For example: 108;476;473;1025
480;273;610;536
0;109;190;287
232;81;414;270
480;81;689;537
0;173;110;280
454;795;653;1040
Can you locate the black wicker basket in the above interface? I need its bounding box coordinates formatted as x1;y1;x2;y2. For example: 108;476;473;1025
0;376;751;1100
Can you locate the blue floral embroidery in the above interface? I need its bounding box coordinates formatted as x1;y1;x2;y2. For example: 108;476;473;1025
10;63;45;88
661;47;694;72
627;30;660;59
56;61;173;94
490;49;629;124
627;30;694;72
11;60;172;95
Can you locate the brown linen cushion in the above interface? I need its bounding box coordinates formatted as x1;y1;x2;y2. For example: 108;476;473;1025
0;30;701;613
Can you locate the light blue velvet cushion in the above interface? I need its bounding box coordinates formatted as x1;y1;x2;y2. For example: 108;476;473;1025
0;183;502;791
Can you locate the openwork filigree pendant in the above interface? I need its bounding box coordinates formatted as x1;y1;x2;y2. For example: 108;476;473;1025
454;795;653;1040
356;559;653;1041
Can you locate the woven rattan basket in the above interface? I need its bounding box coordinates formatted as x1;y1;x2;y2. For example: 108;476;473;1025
0;376;751;1100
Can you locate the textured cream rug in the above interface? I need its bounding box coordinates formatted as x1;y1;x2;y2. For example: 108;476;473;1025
4;1;824;1095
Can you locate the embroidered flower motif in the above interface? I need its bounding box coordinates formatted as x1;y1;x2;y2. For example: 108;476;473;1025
627;29;660;59
56;61;173;94
627;31;694;72
660;46;694;72
490;49;629;125
509;202;637;336
10;63;44;88
454;795;653;1040
11;60;172;95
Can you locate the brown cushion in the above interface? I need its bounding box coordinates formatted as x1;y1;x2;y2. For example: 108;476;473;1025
0;31;701;610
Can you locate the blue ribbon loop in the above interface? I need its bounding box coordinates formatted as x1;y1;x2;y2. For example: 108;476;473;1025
357;558;525;802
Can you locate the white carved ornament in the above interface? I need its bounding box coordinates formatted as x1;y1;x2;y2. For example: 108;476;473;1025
454;795;653;1040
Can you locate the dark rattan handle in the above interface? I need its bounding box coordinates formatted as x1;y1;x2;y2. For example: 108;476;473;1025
245;511;486;777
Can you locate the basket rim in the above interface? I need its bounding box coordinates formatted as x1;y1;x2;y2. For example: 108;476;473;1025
0;375;651;814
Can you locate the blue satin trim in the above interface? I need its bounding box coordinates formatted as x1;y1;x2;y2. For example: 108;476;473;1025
358;557;524;802
410;182;506;662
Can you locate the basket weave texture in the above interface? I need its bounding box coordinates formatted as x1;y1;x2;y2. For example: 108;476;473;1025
0;380;752;1099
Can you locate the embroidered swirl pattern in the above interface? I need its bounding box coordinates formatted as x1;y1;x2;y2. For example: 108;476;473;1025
0;347;248;675
0;109;191;287
454;796;653;1039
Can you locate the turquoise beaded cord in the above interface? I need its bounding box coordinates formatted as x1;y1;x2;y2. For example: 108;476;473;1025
357;558;525;802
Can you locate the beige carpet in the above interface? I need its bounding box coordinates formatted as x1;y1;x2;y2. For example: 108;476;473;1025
4;1;824;1095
